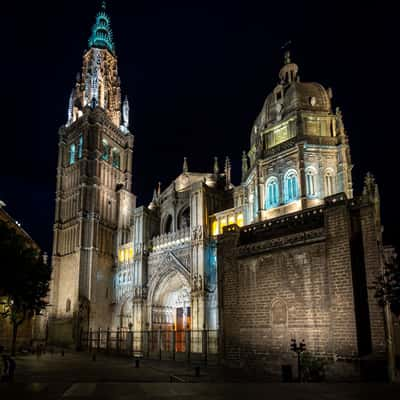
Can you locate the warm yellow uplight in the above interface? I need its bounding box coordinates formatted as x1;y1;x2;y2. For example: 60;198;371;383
212;220;219;236
118;249;124;263
236;213;244;227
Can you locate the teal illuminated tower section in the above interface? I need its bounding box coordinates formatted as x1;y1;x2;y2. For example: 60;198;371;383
88;2;115;54
49;3;135;346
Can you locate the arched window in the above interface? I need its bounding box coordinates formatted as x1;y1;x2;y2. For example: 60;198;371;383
324;169;334;196
69;144;76;165
78;135;83;159
305;167;317;198
101;139;110;161
163;215;173;234
265;177;279;209
112;148;120;169
284;170;299;203
66;298;71;313
178;207;190;229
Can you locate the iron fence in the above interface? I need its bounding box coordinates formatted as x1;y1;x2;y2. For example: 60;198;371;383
80;328;219;362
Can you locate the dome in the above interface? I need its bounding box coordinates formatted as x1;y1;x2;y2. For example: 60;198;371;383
250;53;332;147
262;81;331;125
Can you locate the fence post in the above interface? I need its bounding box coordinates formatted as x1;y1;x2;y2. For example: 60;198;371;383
89;328;93;352
203;329;208;365
158;328;162;360
127;328;133;357
116;327;120;353
185;329;191;362
106;328;110;354
172;325;176;360
146;330;150;358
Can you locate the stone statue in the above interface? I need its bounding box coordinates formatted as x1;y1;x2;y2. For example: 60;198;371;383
122;96;129;128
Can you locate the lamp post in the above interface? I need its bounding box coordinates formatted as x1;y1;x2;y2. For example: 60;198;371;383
290;338;306;382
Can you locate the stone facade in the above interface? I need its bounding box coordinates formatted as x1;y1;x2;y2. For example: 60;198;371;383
48;4;389;379
218;189;387;378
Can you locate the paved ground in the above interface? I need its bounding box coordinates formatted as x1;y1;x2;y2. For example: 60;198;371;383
0;351;399;399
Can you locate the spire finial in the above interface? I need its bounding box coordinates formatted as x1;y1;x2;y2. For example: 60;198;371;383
213;157;219;175
241;151;248;182
183;157;189;173
224;156;232;190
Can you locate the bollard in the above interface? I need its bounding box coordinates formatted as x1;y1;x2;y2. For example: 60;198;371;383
92;353;96;362
194;366;200;377
61;349;65;357
135;358;140;368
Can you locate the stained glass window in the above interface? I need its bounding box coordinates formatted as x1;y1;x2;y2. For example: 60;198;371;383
69;144;76;165
102;139;110;161
78;135;83;159
285;170;298;203
266;177;279;208
112;148;120;169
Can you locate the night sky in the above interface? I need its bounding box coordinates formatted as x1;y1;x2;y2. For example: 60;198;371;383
0;0;398;254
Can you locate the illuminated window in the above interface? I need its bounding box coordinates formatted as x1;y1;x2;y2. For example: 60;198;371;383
219;218;227;233
66;298;71;313
112;148;120;169
102;139;110;161
128;247;133;260
306;168;317;197
228;215;235;225
236;213;244;227
118;249;124;263
325;170;334;196
78;135;83;159
284;170;298;203
266;177;279;209
69;144;76;165
212;220;219;236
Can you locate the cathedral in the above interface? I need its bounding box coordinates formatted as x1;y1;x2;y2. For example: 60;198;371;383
49;3;391;378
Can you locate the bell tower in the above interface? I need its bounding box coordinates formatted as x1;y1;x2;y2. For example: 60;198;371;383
49;2;135;345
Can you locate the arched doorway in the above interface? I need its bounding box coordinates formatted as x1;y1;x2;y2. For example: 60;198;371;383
148;265;191;353
151;269;191;331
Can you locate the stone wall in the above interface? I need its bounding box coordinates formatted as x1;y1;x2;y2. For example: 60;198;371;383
218;195;387;379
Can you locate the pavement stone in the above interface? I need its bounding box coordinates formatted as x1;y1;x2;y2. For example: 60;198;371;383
0;352;399;399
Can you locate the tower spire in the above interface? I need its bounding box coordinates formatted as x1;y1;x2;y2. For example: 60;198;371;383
88;1;115;53
183;157;189;173
224;156;232;189
241;151;248;182
213;157;219;175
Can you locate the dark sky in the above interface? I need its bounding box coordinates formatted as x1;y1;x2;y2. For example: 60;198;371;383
0;0;398;253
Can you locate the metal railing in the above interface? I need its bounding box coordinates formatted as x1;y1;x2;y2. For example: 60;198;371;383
80;328;219;363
